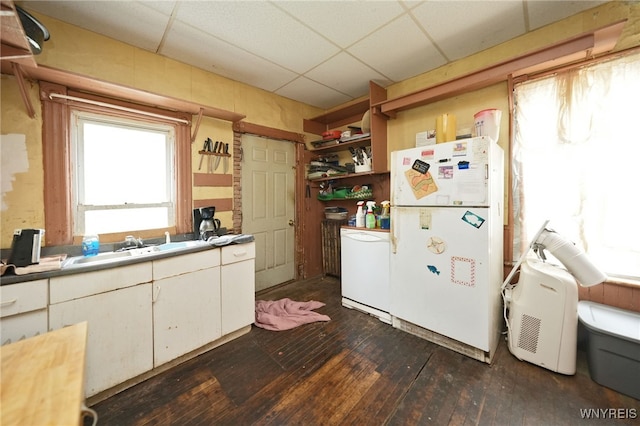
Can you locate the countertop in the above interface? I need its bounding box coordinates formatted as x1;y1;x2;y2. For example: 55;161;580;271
0;242;216;286
0;321;88;425
340;226;390;233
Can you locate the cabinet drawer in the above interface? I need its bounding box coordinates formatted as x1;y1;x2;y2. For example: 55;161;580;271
50;263;152;304
0;279;48;318
221;242;256;265
153;249;220;280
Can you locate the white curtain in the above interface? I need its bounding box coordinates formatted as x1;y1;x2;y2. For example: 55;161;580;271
513;52;640;280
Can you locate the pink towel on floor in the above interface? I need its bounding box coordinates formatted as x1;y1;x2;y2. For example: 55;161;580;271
255;298;331;331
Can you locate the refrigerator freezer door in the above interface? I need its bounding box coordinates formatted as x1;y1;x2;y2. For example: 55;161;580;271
391;137;491;207
390;206;494;351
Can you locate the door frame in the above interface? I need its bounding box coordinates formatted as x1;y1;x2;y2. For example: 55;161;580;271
231;121;306;280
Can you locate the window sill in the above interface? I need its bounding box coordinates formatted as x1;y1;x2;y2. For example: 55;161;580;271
604;276;640;289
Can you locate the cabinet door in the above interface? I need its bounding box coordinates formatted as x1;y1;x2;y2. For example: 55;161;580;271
153;266;221;367
49;284;153;397
221;259;255;335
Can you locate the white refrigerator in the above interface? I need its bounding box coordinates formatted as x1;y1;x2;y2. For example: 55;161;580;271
390;137;504;362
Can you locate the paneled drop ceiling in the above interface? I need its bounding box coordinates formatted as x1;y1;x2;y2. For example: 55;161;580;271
20;0;609;109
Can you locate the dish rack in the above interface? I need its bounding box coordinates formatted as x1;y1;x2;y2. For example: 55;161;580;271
324;207;348;220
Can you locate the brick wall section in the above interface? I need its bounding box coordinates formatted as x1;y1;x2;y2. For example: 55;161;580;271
232;131;242;234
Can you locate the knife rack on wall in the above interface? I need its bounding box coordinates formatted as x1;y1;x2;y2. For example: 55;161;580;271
197;151;231;157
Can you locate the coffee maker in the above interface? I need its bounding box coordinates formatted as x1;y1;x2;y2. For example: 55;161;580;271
193;207;221;240
7;228;44;267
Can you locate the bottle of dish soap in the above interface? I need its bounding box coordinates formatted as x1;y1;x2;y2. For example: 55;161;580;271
380;200;391;229
365;201;376;229
355;201;365;228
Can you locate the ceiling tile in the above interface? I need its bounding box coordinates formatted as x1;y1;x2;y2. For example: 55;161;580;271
411;0;525;61
173;1;339;73
348;13;446;82
161;21;298;92
527;1;608;30
276;77;353;110
275;0;405;48
23;0;612;110
305;52;392;98
25;1;172;52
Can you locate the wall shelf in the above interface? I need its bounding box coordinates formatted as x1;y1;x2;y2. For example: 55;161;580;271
0;0;37;68
303;98;369;135
1;61;247;128
309;137;371;154
308;170;384;183
304;81;388;173
375;21;626;117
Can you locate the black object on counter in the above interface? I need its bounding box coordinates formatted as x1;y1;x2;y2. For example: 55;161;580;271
7;229;44;267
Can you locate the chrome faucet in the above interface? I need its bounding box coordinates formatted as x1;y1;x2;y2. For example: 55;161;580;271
124;235;144;248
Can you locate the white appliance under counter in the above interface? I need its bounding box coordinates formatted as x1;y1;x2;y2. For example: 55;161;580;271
340;228;391;323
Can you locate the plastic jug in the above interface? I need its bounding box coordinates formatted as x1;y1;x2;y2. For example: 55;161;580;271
474;109;501;143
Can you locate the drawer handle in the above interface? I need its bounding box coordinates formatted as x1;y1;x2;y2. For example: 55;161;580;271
0;299;17;307
233;250;247;257
152;286;161;303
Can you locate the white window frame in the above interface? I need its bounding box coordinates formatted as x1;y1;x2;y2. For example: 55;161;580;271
70;110;177;236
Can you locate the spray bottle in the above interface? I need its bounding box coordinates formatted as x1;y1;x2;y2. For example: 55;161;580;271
355;201;365;228
365;201;376;229
380;200;391;229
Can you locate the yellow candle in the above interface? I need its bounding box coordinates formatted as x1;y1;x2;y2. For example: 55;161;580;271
436;114;456;143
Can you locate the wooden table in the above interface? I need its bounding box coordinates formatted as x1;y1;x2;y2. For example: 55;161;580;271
1;321;88;426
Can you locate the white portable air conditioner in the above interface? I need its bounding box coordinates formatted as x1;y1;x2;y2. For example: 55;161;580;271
504;257;578;374
502;221;606;375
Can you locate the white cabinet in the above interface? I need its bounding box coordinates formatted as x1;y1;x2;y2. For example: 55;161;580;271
152;249;221;366
9;243;255;399
49;264;153;397
0;279;48;345
221;242;256;335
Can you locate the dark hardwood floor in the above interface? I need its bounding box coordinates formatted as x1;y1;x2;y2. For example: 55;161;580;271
87;276;639;425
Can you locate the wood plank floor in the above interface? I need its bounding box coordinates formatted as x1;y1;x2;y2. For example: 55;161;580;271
86;276;640;425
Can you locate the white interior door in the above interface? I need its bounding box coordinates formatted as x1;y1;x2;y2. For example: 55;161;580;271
241;134;295;291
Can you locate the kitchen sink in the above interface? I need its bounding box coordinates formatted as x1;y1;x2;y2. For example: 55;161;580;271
62;246;159;268
61;241;209;269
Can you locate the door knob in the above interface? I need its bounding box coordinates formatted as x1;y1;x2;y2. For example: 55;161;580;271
289;219;295;226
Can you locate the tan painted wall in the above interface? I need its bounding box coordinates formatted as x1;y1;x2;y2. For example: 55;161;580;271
1;79;44;246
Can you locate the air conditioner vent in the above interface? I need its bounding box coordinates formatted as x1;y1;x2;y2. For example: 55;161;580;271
517;314;541;353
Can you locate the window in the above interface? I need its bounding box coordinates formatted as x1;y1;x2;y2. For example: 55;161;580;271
71;111;176;235
41;83;193;246
512;52;640;281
